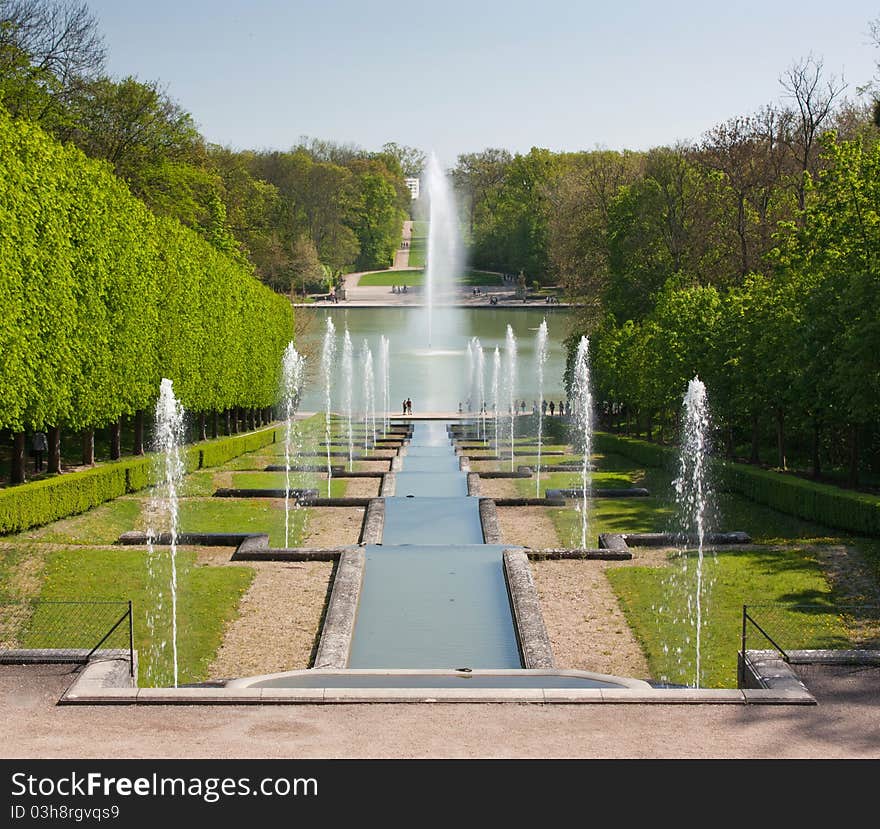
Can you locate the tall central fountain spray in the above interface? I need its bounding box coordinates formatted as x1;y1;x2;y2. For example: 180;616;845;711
147;378;185;687
535;319;549;497
320;317;337;497
342;329;354;471
476;341;486;440
504;325;518;471
423;152;460;348
674;376;713;687
572;337;593;550
281;343;305;548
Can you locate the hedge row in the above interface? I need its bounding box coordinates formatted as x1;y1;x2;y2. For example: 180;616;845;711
594;431;880;537
0;427;277;534
0;107;294;433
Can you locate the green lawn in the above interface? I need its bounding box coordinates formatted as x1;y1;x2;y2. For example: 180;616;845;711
34;546;252;685
408;224;427;267
16;498;146;545
609;548;852;688
356;268;503;287
176;498;308;548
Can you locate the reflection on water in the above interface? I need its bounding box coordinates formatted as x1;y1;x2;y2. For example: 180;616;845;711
298;307;572;411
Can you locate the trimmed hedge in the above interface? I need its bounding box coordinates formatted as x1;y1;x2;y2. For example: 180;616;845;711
200;428;277;469
594;431;880;537
0;427;277;534
594;432;673;470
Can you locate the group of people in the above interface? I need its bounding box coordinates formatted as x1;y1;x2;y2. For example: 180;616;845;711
401;397;413;415
457;399;568;417
391;284;408;294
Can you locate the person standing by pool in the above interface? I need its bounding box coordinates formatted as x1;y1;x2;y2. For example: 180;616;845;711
406;397;412;415
549;401;555;417
403;399;407;415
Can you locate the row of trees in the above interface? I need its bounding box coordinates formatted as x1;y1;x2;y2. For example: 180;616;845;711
451;49;880;482
0;1;415;296
0;106;295;482
583;129;880;485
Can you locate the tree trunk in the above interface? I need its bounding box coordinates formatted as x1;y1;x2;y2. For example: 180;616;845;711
726;424;735;461
811;421;821;479
646;413;653;442
198;412;207;442
11;432;26;484
48;426;61;473
231;408;239;434
109;419;121;460
775;408;786;470
750;413;760;464
82;429;95;466
133;410;145;455
211;411;218;439
847;425;859;488
224;409;231;436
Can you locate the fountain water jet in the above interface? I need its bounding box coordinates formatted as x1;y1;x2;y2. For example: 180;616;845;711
504;325;518;471
342;329;354;470
571;337;593;550
673;376;714;687
491;347;501;454
146;378;185;687
320;317;337;497
535;319;549;497
361;341;376;451
281;343;305;548
476;341;486;441
379;335;390;435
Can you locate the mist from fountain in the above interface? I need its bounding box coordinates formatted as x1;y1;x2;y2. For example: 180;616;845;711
535;319;548;497
571;337;593;550
281;343;305;548
476;341;486;441
320;317;337;497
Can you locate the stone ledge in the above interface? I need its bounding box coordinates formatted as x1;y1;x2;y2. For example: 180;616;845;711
503;549;555;669
312;549;365;669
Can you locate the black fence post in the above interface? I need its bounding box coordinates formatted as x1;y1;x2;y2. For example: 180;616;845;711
128;600;134;678
739;604;747;689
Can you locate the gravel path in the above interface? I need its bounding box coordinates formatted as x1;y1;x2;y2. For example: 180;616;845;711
208;560;332;679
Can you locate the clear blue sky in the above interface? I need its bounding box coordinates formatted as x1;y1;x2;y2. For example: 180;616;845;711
88;0;879;166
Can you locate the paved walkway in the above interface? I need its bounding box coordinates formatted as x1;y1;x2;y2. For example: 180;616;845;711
2;664;879;758
391;220;412;270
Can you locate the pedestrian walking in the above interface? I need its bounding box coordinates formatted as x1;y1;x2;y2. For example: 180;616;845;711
32;430;48;472
558;400;565;418
549;401;555;417
406;398;412;415
402;400;407;415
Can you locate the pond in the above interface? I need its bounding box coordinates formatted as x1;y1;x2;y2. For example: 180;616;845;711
297;306;573;412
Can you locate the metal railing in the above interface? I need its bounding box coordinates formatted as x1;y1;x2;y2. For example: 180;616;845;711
740;602;880;687
0;598;134;675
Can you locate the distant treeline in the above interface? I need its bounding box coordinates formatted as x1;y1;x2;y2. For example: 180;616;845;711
0;1;417;295
451;55;880;483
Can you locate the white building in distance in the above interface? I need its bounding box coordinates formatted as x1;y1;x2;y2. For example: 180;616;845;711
404;177;420;200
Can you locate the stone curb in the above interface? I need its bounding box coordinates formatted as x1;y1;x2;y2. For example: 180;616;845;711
466;473;481;496
526;549;632;561
312;549;365;669
503;550;555;669
379;473;396;496
360;498;385;544
478;499;502;543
